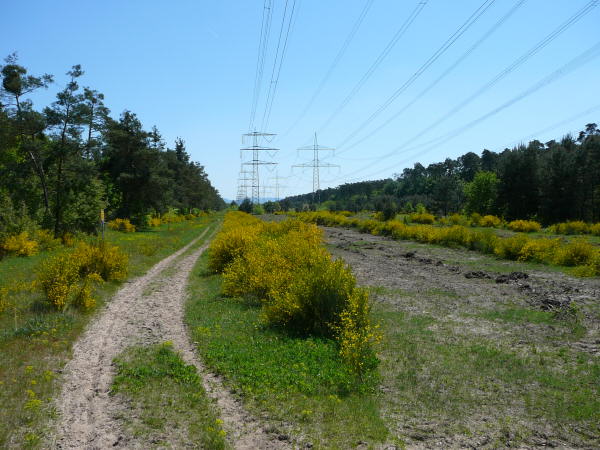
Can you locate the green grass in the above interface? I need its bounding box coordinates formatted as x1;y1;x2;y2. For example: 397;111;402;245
0;215;218;448
185;251;389;449
375;305;600;446
111;342;228;449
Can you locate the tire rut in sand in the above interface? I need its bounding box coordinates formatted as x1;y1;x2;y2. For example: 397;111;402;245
53;227;288;449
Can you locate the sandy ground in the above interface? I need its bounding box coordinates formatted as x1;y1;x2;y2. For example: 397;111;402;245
51;227;288;449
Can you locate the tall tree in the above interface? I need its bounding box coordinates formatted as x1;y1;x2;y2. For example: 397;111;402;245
44;64;86;235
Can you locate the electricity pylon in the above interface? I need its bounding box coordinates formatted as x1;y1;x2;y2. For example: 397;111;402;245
292;133;339;204
236;168;253;203
241;131;278;204
268;171;289;201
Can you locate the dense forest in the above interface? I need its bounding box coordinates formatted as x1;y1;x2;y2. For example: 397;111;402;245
0;54;224;238
282;123;600;224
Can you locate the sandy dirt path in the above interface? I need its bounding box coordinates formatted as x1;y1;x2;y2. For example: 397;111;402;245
52;226;287;449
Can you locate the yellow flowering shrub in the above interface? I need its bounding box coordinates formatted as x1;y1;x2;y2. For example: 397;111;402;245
149;217;162;227
36;253;81;311
72;241;128;281
292;211;600;276
2;232;39;256
548;221;590;235
507;220;541;233
37;241;128;311
208;212;263;273
517;238;560;263
33;229;61;251
107;218;136;232
439;213;469;226
409;212;435;224
552;239;596;267
479;215;502;228
334;289;381;375
590;223;600;236
213;211;380;375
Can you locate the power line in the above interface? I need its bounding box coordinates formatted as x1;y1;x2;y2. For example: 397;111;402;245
325;0;599;182
337;0;526;156
249;0;274;131
280;0;375;139
314;0;429;137
501;103;600;150
260;0;299;132
326;39;600;185
334;0;497;150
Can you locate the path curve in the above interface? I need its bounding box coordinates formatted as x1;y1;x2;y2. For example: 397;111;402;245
52;226;288;449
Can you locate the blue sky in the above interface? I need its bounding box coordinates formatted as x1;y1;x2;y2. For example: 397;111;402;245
2;0;599;200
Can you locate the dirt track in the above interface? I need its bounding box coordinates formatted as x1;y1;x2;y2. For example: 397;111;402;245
52;226;287;449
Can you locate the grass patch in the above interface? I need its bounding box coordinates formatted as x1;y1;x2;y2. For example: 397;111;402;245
375;306;600;446
0;216;218;448
479;307;556;325
111;342;228;449
186;251;389;448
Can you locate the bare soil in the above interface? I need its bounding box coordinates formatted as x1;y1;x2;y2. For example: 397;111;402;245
322;226;600;449
324;226;600;353
51;228;288;449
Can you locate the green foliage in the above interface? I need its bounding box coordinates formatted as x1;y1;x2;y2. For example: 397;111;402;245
187;258;387;448
464;171;499;215
238;198;253;213
252;203;265;215
210;212;380;376
0;54;225;242
112;343;228;449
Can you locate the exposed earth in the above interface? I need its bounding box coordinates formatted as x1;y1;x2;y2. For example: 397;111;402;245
323;225;600;449
51;227;288;449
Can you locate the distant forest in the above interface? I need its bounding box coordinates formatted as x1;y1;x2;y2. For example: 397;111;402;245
282;122;600;224
0;54;224;236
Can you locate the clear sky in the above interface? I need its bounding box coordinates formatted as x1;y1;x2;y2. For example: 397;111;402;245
2;0;599;200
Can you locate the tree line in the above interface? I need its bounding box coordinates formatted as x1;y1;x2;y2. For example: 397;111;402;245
282;122;600;224
0;54;224;237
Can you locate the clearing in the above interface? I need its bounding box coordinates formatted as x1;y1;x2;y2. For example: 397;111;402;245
324;225;600;448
